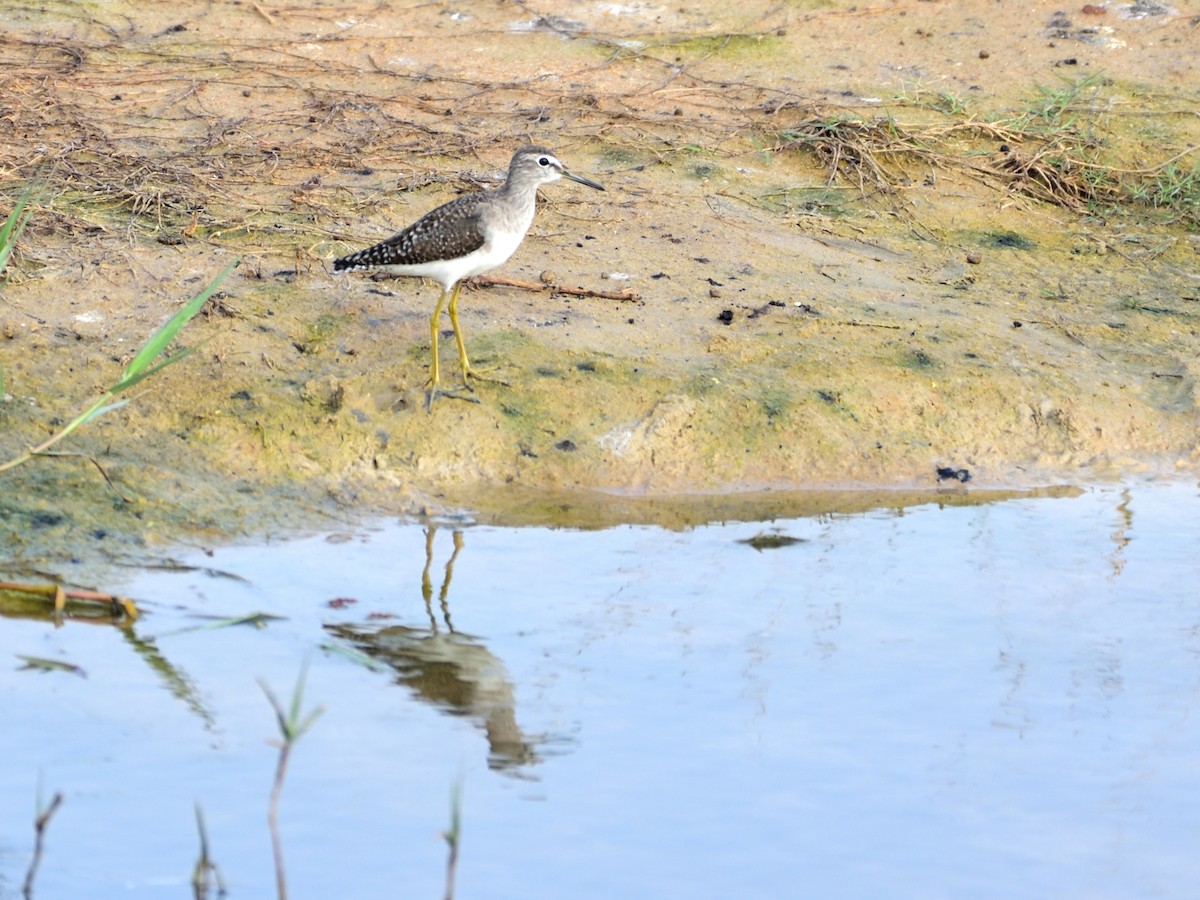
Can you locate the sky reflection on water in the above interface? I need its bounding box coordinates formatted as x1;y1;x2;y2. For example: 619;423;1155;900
2;481;1198;899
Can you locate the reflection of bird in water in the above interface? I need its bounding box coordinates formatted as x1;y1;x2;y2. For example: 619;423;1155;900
328;622;537;771
325;526;538;772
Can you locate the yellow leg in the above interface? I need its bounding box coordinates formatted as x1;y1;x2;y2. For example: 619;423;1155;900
426;287;449;410
447;281;510;390
446;281;472;385
426;283;480;411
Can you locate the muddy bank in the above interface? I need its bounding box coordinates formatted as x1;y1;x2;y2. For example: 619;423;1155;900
1;1;1198;578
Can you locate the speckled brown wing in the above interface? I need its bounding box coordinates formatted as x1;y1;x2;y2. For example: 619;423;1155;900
334;192;488;271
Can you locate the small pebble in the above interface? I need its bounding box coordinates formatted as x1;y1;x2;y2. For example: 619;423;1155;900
966;251;982;265
979;50;990;59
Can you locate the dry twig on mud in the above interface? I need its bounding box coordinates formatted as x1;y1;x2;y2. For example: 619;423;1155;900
475;274;641;302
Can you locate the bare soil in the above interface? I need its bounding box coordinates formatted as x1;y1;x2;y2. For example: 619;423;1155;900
1;1;1198;577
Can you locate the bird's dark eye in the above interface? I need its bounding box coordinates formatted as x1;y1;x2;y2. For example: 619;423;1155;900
538;156;551;167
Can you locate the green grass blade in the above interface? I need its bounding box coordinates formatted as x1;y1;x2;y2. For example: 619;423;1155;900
40;396;128;447
1;185;38;406
71;398;130;428
120;256;240;383
320;640;389;672
110;345;199;394
16;655;87;677
0;184;38;275
159;612;287;637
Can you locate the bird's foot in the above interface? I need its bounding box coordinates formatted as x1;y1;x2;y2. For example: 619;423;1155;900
425;383;482;412
461;364;511;389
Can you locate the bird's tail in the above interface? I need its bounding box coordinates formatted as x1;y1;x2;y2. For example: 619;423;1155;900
332;253;358;273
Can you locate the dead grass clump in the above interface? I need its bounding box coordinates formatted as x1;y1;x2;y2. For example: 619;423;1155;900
776;116;917;199
764;81;1199;227
988;143;1121;210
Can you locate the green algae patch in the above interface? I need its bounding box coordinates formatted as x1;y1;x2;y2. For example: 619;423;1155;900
657;32;786;63
982;231;1038;251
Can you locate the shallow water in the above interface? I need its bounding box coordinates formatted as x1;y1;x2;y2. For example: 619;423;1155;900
3;481;1199;899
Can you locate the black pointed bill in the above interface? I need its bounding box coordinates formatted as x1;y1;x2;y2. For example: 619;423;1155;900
563;170;605;191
